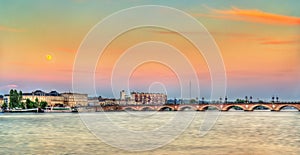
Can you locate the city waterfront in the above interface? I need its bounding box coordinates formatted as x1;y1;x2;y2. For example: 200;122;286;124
0;112;299;154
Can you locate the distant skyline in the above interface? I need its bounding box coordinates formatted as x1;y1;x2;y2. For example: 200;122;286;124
0;1;299;101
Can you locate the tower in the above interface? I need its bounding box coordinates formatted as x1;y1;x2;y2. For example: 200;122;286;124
120;90;126;100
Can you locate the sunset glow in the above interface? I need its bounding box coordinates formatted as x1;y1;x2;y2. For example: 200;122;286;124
0;1;299;101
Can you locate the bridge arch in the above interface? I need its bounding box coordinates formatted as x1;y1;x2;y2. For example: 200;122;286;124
140;106;155;111
199;105;221;111
222;105;245;111
158;106;174;111
178;106;196;111
276;105;300;111
123;107;138;111
249;104;272;111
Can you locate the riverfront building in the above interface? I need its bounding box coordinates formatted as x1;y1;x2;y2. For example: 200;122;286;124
130;92;167;105
61;92;88;107
87;97;100;106
4;90;88;107
117;90;168;105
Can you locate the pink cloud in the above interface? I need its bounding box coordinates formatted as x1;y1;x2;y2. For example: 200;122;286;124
0;84;18;90
195;6;300;25
254;36;300;45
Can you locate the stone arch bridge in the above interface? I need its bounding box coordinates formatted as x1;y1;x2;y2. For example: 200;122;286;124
95;102;300;112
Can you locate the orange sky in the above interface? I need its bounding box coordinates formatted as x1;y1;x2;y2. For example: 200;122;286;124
0;1;299;100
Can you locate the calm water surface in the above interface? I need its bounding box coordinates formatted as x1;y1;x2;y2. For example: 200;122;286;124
0;112;299;155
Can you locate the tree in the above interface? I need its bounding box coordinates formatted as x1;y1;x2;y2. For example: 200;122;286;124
235;99;246;103
34;97;39;108
26;99;36;109
9;89;20;108
7;89;25;109
9;89;14;108
1;102;7;109
26;99;31;109
26;99;32;109
18;91;23;107
13;89;18;104
40;101;48;109
19;102;26;109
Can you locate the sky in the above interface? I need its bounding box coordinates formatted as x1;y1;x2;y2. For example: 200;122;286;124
0;0;299;101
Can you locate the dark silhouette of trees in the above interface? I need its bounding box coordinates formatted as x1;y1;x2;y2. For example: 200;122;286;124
235;99;246;103
9;89;23;109
40;101;48;109
1;102;7;109
26;99;35;109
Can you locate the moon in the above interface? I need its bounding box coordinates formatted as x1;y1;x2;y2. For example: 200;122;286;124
46;54;52;61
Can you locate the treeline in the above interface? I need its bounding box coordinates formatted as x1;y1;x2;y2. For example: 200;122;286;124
1;89;48;109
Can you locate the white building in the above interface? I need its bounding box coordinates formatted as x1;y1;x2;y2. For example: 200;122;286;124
4;90;88;107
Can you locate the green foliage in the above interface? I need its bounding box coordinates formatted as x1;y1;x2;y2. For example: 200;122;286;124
24;98;47;109
9;89;23;108
40;101;48;109
235;99;246;103
1;102;7;109
26;99;32;109
25;99;37;109
19;102;26;109
18;91;23;104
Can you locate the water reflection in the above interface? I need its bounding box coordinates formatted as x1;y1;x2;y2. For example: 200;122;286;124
0;112;299;154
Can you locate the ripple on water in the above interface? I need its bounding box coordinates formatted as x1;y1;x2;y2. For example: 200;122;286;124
0;112;299;154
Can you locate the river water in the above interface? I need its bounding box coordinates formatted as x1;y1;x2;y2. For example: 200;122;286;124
0;112;299;155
